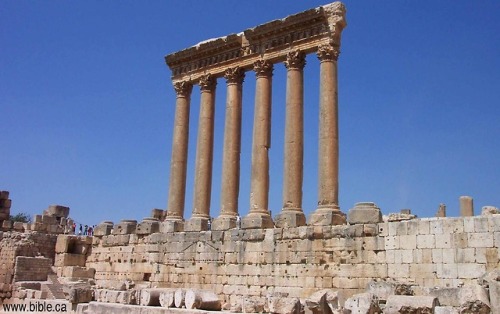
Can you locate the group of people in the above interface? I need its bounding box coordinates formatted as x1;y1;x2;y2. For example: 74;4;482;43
66;222;96;236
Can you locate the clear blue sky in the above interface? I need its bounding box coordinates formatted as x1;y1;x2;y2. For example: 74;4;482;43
2;1;499;227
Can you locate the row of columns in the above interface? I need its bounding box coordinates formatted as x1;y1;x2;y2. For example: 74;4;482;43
166;43;346;231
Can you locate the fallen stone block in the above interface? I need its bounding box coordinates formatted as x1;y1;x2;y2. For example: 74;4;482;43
185;289;221;310
481;206;499;215
365;281;396;301
344;292;380;314
305;289;340;314
268;295;302;314
385;295;438;314
459;300;490;314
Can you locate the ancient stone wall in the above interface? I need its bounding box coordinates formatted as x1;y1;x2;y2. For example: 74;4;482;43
13;256;52;282
0;231;58;298
86;214;500;304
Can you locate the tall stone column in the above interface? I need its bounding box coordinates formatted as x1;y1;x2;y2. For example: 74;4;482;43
242;60;274;229
213;67;245;231
309;44;346;225
276;50;306;228
165;81;192;232
185;74;217;231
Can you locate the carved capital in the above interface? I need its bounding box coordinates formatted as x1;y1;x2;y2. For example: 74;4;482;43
317;44;340;62
253;60;274;78
199;74;217;92
173;81;193;98
224;67;245;85
284;50;306;70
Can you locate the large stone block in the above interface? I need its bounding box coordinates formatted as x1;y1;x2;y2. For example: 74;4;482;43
344;293;381;314
54;253;86;267
112;220;137;235
275;211;306;228
347;202;382;224
44;205;70;218
0;191;9;200
62;266;96;279
241;214;274;229
94;221;113;237
136;218;160;235
212;216;237;231
308;210;346;226
160;220;184;232
385;295;439;314
184;217;209;231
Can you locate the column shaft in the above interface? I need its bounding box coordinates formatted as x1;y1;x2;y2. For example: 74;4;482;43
310;44;346;225
276;51;306;228
192;74;217;219
242;60;274;229
220;67;244;216
166;81;192;221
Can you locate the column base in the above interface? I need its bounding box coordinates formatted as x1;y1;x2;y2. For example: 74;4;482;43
160;219;184;232
275;210;306;228
241;213;274;229
184;217;209;231
211;216;237;231
309;208;346;226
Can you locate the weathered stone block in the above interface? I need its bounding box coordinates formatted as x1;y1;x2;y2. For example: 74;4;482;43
62;266;95;279
275;211;306;228
385;295;438;314
54;253;86;267
0;191;9;200
184;217;209;231
211;216;237;231
136;218;160;235
308;210;346;226
241;214;274;229
94;221;113;237
150;208;164;220
160;220;184;232
45;205;70;218
112;220;137;235
344;292;380;314
347;202;382;224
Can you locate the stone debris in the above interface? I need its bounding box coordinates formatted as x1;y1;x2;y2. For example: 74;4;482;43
384;295;439;314
267;294;302;314
343;292;380;314
386;213;417;222
481;206;499;215
305;289;340;314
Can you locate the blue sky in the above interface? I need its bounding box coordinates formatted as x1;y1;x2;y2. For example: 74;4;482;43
2;1;499;227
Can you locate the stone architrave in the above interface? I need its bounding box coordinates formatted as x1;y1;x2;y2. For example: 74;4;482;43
276;50;306;228
213;67;245;231
166;81;193;231
309;42;346;226
242;60;274;229
186;74;217;232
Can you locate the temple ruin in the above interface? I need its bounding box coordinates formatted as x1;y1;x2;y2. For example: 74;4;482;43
1;2;499;313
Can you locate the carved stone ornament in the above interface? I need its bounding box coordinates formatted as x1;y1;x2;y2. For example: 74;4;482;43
173;81;193;97
317;44;340;62
253;60;274;78
224;67;245;85
284;50;306;70
199;74;217;92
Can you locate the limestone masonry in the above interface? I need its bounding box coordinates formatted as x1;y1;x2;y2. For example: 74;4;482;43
1;2;499;314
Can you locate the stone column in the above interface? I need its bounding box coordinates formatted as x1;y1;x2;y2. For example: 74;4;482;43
460;196;474;217
185;74;217;231
309;44;346;225
213;67;245;231
275;50;306;228
242;60;274;229
165;81;192;232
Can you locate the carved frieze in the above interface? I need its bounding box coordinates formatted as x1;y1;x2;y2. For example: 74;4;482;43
165;2;347;83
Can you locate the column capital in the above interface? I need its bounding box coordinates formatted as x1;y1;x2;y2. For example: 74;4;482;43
199;74;217;92
317;44;340;62
284;50;306;70
224;66;245;85
173;81;193;98
253;60;274;78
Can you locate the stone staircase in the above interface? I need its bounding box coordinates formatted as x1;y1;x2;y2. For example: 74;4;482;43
43;273;66;299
